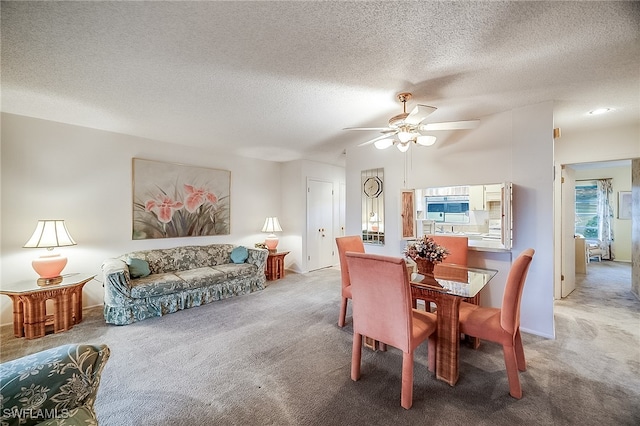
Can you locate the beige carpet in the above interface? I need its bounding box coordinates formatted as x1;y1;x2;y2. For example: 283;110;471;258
1;261;638;425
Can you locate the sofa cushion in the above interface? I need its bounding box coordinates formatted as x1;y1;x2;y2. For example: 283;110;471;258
213;263;257;279
175;267;226;288
127;258;151;278
129;273;186;298
230;246;249;263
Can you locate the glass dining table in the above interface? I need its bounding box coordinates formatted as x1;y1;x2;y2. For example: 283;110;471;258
410;263;498;386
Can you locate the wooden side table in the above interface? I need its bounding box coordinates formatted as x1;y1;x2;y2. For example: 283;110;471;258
266;251;289;281
0;273;95;339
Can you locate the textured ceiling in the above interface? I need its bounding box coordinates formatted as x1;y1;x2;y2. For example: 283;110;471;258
2;1;639;165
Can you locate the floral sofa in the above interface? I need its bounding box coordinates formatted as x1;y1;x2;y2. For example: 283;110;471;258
102;244;268;325
0;344;110;426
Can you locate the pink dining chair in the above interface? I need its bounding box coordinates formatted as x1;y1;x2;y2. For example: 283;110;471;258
428;234;469;266
345;252;437;409
335;235;365;327
458;248;535;399
419;235;473;310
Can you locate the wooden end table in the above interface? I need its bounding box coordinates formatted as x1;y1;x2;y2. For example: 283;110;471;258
0;273;95;339
266;251;289;281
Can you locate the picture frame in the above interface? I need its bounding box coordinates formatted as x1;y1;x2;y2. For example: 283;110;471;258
618;191;631;220
132;158;231;239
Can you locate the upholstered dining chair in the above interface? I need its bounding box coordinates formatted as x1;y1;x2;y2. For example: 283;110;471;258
421;235;473;309
428;234;469;266
458;248;535;399
335;235;365;327
345;252;437;409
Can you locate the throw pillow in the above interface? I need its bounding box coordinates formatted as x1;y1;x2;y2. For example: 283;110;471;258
230;246;249;264
127;258;151;278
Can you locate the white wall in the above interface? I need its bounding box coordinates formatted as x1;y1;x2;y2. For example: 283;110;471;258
572;164;632;262
346;102;556;338
0;113;282;325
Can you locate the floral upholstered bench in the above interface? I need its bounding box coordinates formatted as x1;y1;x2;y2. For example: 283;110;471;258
102;244;268;325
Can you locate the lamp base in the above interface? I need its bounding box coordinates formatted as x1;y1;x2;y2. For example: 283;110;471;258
265;234;279;252
37;276;64;287
32;253;67;279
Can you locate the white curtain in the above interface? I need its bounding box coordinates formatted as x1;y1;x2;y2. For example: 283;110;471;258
596;179;614;260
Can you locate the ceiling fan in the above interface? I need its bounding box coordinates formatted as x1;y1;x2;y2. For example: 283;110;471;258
344;92;479;152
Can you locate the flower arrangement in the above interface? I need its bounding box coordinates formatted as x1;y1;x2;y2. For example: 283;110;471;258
404;236;449;264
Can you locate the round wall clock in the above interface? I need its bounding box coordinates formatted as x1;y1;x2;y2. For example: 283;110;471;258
363;176;383;198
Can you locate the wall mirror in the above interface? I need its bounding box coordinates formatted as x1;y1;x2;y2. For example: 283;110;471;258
361;168;384;245
414;182;512;250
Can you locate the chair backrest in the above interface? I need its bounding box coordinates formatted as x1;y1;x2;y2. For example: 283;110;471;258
428;235;468;265
336;236;365;292
501;248;535;334
345;252;413;352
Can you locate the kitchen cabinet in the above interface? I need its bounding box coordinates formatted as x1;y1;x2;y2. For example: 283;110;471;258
484;184;502;203
469;185;484;210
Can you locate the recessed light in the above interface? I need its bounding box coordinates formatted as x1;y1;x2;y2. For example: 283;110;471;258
588;108;613;115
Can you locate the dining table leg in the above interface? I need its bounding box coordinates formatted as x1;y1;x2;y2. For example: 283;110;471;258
434;293;462;386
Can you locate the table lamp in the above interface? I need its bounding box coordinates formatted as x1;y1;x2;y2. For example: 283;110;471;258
23;220;77;284
261;217;282;252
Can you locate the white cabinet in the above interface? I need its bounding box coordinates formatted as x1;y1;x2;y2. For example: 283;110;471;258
469;185;485;210
484;184;502;203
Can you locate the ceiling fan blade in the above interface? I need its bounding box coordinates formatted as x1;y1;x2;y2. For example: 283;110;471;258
404;104;437;125
357;130;399;147
343;127;394;131
419;120;480;131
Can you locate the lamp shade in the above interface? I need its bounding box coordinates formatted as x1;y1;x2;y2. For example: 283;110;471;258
396;142;410;152
416;135;437;146
261;217;283;233
24;220;76;282
374;138;394;150
24;220;77;248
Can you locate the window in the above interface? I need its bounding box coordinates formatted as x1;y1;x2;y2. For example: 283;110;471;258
575;181;598;238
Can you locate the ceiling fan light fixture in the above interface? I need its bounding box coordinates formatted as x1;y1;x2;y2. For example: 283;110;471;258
396;142;410;152
416;135;437;146
374;138;394;150
398;131;413;143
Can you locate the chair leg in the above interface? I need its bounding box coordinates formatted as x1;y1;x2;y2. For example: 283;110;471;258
514;329;526;371
351;333;362;381
338;297;348;327
401;351;414;409
502;344;522;399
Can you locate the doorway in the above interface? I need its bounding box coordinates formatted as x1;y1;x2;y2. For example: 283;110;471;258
558;159;634;299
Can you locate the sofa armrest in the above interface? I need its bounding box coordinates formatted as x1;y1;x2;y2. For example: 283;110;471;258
246;248;268;271
102;258;131;298
0;344;110;426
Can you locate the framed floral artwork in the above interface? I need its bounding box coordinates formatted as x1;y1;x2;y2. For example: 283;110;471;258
132;158;230;239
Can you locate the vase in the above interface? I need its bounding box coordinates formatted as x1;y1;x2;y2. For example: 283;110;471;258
414;257;435;276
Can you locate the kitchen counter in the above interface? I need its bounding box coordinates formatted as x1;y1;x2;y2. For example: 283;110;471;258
432;232;511;252
468;239;511;252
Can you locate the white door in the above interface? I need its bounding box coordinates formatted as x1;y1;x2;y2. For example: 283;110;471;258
561;166;577;297
307;179;334;271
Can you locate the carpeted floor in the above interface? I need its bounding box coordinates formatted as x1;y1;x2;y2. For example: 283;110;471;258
1;261;638;425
